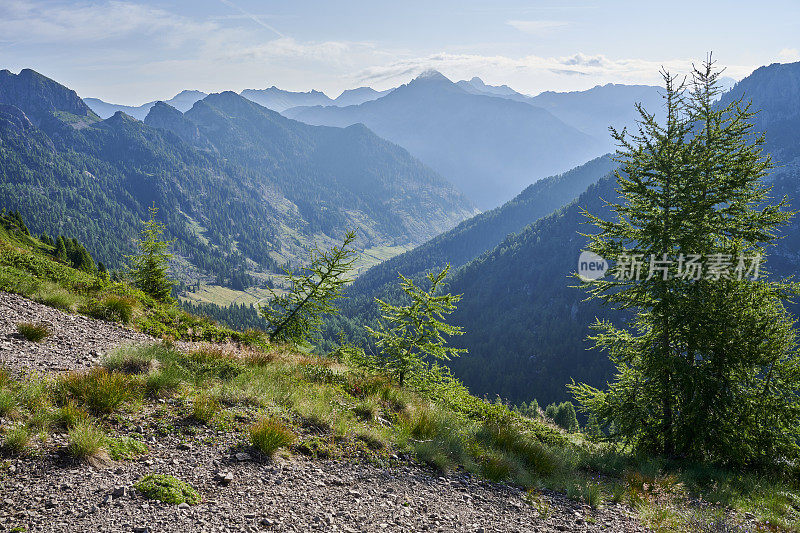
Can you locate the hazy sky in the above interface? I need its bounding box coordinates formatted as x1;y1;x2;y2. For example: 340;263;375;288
1;0;798;104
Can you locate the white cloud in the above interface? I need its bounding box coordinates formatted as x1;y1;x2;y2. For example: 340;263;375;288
353;52;757;95
506;20;569;35
778;48;800;63
0;0;217;45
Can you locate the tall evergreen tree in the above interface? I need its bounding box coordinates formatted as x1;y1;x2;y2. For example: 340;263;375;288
570;58;800;465
128;205;175;302
54;236;68;262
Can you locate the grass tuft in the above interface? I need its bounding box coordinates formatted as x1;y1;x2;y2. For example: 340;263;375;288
67;419;107;459
191;394;220;424
145;364;184;398
103;345;158;374
32;283;81;312
134;474;200;505
250;417;296;456
54;400;89;429
16;322;50;342
1;424;31;455
0;389;18;418
59;368;135;413
83;294;136;324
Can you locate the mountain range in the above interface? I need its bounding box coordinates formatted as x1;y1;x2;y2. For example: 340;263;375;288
86;86;392;120
84;90;209;120
285;70;605;209
0;68;475;288
85;74;693;211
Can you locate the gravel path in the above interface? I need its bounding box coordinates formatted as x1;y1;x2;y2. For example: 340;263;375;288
0;292;647;532
0;431;646;533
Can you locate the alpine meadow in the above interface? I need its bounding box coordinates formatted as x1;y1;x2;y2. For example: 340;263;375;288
2;2;800;531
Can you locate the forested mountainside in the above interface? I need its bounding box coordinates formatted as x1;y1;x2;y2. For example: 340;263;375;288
326;61;800;408
443;61;800;407
0;69;475;287
284;70;602;209
320;154;616;351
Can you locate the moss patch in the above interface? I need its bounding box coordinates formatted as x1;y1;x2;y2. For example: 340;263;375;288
134;474;200;505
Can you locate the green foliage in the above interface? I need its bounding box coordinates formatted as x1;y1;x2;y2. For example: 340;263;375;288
366;266;466;387
0;389;17;418
570;59;800;465
261;231;356;344
67;420;106;459
2;424;32;455
103;346;158;374
134;474;200;505
191;394;220;424
249;417;296;456
515;399;540;419
83;294;136;324
59;368;136;413
127;205;174;303
544;402;578;432
106;436;148;460
16;321;50;342
54;401;89;429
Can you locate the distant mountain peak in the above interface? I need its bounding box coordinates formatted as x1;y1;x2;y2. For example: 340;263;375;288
0;68;95;123
455;77;522;98
172;89;206;98
332;86;391;106
414;69;451;82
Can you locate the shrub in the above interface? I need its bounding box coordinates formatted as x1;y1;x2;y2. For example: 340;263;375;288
250;417;296;456
545;402;579;432
135;474;200;505
59;368;135;413
84;294;136;324
2;424;31;455
68;420;107;459
191;394;220;424
16;322;50;342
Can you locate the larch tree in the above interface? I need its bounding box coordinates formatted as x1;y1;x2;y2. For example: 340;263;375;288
570;57;800;465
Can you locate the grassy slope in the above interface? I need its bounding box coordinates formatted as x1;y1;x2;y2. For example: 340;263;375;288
0;223;798;531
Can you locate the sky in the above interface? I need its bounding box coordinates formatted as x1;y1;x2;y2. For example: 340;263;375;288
1;0;798;105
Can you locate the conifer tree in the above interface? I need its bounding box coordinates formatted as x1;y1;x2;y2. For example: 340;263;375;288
128;205;174;302
54;236;68;262
569;57;800;464
366;265;466;387
261;231;357;344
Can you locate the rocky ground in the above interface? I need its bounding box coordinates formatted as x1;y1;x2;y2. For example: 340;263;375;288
0;292;152;374
0;292;648;532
